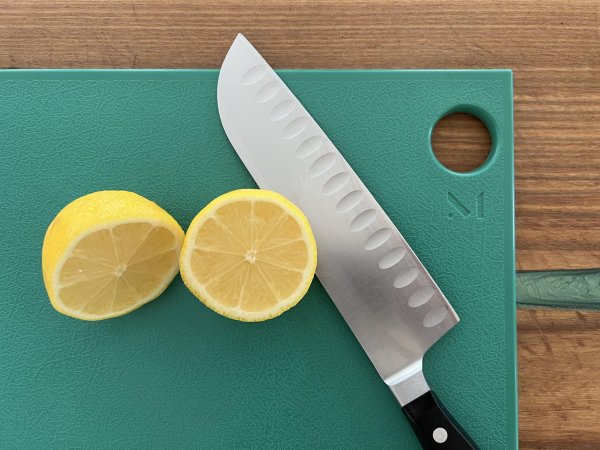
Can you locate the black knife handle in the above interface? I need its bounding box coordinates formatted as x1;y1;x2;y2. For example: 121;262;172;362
402;391;478;449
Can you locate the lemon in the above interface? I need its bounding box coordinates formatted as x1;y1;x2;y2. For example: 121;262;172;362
179;189;317;322
42;191;184;321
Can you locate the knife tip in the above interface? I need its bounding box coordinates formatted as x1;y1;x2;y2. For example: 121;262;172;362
234;33;248;44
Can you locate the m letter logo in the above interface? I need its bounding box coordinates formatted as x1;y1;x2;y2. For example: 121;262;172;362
447;192;484;219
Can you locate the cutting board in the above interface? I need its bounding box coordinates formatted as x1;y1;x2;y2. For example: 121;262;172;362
0;70;516;449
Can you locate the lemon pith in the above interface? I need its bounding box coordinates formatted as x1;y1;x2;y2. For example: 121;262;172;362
179;189;317;322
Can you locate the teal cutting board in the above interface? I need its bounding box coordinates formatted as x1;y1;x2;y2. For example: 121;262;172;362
0;70;516;449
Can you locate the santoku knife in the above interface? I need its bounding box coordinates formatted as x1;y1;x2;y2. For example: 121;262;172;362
217;34;477;450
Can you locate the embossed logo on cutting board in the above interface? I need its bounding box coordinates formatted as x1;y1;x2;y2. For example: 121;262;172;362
447;192;484;219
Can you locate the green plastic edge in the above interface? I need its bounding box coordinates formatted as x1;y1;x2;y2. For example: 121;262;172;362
0;68;513;81
503;70;518;450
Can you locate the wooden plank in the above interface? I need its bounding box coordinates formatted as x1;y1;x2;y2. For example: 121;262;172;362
518;309;600;449
1;1;598;448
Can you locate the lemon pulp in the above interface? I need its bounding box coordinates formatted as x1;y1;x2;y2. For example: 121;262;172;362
179;189;317;321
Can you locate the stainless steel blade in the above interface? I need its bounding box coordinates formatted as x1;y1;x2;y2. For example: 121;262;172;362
217;34;460;405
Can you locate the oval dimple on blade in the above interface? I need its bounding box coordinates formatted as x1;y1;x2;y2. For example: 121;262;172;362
336;190;363;213
269;100;295;122
297;136;323;158
283;117;308;139
242;64;268;85
408;286;435;308
322;172;350;195
256;81;280;103
309;153;337;177
378;247;406;269
350;209;377;232
394;267;420;288
364;228;391;250
423;306;449;328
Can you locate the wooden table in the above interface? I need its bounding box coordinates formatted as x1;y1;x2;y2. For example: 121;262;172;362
2;1;598;448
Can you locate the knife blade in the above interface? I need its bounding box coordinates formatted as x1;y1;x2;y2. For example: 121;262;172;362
217;34;477;449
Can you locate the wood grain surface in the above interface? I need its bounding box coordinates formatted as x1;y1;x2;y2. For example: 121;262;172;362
1;1;599;448
431;113;493;173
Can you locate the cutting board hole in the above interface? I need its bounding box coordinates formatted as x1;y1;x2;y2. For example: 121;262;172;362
431;113;491;173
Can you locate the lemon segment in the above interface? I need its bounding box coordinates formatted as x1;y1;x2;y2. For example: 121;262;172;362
42;191;184;320
179;189;317;322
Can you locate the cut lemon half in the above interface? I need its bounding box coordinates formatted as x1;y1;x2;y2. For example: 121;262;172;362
42;191;184;321
179;189;317;322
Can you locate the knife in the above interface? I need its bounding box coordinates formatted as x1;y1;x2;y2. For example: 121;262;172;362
217;34;477;450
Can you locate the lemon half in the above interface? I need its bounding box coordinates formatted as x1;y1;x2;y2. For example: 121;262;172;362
42;191;184;320
179;189;317;322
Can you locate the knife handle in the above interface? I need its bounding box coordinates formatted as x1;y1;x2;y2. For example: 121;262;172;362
402;390;478;449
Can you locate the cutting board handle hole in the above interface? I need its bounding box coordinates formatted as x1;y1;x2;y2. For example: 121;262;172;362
430;110;492;173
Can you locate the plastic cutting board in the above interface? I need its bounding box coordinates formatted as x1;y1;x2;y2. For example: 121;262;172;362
0;69;516;449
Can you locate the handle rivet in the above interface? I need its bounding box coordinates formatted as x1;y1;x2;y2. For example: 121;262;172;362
433;427;448;444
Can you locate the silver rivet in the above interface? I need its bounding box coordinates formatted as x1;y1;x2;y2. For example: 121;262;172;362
433;427;448;444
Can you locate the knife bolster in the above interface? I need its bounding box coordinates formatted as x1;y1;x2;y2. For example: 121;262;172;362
387;359;429;406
